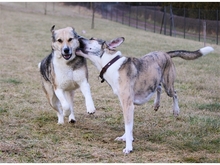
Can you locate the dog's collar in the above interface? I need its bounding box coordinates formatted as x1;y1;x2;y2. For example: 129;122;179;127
99;55;121;83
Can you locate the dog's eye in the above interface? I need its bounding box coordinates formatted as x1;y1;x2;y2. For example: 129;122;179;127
57;39;63;43
68;38;73;42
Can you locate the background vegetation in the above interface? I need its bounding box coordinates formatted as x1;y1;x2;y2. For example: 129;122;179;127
0;2;219;163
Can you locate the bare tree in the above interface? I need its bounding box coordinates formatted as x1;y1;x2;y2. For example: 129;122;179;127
44;2;47;15
91;2;96;29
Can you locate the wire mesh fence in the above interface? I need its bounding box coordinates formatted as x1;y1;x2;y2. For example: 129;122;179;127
94;3;219;45
1;2;219;45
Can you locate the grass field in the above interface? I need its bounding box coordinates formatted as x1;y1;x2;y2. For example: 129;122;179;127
0;2;220;163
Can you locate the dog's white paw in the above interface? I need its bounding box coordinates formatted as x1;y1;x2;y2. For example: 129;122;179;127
68;114;76;123
87;107;96;114
123;148;133;154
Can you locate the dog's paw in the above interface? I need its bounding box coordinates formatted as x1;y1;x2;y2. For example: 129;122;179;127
68;114;76;123
173;107;180;117
87;108;96;114
123;148;133;154
173;111;179;117
69;119;76;123
154;103;160;111
57;116;64;124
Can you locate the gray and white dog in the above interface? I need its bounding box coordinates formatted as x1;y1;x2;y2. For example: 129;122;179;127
38;26;96;124
75;36;213;154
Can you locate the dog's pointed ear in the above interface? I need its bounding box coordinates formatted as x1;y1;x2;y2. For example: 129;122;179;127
107;37;125;50
50;25;55;33
71;27;79;38
51;25;56;42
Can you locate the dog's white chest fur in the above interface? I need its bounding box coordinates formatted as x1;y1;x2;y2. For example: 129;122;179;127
53;58;80;90
103;56;126;95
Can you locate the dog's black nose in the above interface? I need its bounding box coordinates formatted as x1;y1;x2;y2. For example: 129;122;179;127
64;48;69;54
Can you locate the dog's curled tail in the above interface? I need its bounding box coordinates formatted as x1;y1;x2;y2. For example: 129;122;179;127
167;46;214;60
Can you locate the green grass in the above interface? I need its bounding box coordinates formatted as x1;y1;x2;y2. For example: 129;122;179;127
0;2;220;163
197;103;220;112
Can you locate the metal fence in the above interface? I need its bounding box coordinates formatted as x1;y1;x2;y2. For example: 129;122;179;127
2;2;219;45
92;3;219;45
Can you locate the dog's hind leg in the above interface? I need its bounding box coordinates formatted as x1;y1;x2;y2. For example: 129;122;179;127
163;86;180;116
50;97;64;124
65;91;76;123
154;83;162;111
163;67;180;116
79;80;96;114
172;91;180;116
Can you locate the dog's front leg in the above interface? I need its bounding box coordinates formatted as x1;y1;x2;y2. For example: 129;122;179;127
55;88;70;124
115;93;134;154
79;80;96;114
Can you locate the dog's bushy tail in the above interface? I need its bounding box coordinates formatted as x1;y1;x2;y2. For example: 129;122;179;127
167;46;214;60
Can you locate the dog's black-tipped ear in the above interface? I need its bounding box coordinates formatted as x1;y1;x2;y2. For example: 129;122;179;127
71;27;79;38
51;25;56;42
50;25;55;33
107;37;125;50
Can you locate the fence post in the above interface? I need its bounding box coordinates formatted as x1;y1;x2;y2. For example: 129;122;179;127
170;5;172;36
217;9;219;45
129;5;131;26
203;21;206;46
116;7;118;22
44;2;47;15
110;5;112;21
164;6;167;35
136;6;138;28
53;2;55;12
122;6;124;24
198;8;201;42
105;4;107;19
184;8;186;39
144;7;146;31
154;6;156;33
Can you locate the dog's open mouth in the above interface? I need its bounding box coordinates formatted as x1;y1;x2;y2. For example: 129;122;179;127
62;54;72;60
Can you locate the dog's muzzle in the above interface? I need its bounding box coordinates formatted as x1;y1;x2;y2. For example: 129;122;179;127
62;47;72;60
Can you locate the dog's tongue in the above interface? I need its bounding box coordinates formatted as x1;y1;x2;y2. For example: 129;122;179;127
62;54;72;60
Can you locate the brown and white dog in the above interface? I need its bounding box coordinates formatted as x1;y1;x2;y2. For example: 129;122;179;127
38;26;96;124
75;37;214;154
